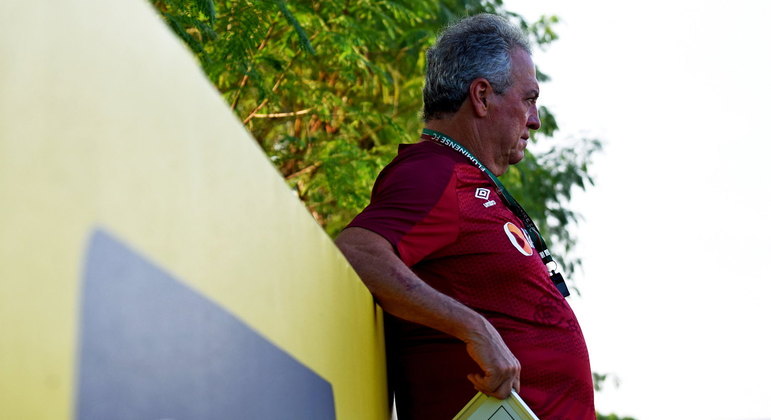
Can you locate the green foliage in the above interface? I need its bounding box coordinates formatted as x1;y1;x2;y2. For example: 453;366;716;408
150;0;601;280
597;414;637;420
593;371;623;392
593;372;637;420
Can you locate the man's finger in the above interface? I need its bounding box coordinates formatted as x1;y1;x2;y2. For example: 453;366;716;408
467;373;487;393
490;376;515;399
468;371;509;398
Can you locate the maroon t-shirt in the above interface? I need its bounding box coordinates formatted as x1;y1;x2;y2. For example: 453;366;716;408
348;140;595;420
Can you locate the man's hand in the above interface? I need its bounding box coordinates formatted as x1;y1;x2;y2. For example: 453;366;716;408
464;320;521;399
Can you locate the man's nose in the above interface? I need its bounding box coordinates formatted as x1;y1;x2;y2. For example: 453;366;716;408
527;109;541;131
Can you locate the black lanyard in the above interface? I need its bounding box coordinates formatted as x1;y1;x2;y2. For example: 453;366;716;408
422;128;570;297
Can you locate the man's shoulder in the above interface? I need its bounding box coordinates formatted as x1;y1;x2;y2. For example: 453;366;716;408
395;140;463;165
382;141;465;182
366;141;468;207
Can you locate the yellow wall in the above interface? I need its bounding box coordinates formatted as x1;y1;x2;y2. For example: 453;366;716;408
0;0;387;418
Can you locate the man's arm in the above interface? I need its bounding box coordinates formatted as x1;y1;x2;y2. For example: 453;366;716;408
335;227;521;398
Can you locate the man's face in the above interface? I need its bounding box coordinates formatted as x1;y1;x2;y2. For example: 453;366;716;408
484;48;541;174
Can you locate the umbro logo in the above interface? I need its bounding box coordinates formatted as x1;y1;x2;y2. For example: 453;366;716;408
475;188;497;208
474;188;490;200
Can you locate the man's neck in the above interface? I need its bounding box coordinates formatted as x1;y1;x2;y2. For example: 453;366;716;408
425;119;476;152
424;118;500;174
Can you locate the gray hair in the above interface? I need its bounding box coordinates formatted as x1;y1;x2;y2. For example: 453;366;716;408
423;14;531;121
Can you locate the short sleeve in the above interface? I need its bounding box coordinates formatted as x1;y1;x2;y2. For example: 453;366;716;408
347;149;461;267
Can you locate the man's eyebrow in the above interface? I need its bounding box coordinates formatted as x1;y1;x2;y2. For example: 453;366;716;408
526;89;540;98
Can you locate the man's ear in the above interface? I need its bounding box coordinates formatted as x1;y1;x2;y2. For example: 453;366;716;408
469;78;491;117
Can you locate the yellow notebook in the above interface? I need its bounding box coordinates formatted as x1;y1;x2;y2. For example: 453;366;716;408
453;391;539;420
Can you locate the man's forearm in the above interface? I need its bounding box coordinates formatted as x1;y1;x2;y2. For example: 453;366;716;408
335;227;521;397
335;227;486;340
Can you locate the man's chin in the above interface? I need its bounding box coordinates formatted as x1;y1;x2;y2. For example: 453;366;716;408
509;153;525;165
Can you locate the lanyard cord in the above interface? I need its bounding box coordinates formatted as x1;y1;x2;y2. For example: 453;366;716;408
421;128;570;297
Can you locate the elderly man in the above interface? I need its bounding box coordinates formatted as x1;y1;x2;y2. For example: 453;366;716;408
335;14;595;420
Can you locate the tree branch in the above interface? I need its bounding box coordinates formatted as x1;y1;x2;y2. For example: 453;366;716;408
230;73;250;110
285;161;321;180
230;14;280;110
244;108;312;122
242;98;269;124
